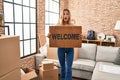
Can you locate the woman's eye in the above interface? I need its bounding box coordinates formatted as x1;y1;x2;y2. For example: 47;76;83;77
66;13;69;15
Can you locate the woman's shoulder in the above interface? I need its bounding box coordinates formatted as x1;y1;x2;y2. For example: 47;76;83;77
56;23;76;26
69;23;74;26
67;23;76;26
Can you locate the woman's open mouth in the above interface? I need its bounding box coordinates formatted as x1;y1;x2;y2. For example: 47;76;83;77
64;17;68;21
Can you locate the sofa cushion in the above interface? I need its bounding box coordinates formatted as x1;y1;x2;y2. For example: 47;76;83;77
42;58;95;72
114;48;120;65
92;62;120;80
72;59;95;72
72;69;92;80
39;43;48;56
79;43;97;60
96;46;119;62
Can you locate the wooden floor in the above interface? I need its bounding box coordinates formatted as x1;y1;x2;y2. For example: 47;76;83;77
59;77;87;80
36;76;87;80
36;70;87;80
72;78;87;80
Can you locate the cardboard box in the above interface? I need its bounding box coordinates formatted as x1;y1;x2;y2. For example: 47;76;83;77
0;36;20;77
0;68;21;80
41;61;54;70
39;35;46;46
74;48;79;61
39;66;58;80
47;47;79;61
49;26;82;48
21;68;37;80
47;47;58;60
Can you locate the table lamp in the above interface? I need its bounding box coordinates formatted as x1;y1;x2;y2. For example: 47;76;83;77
114;20;120;30
113;20;120;45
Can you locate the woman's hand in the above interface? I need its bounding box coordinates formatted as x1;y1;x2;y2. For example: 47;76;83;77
47;33;51;38
80;34;83;39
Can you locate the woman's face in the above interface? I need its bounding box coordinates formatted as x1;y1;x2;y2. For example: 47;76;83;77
63;10;70;22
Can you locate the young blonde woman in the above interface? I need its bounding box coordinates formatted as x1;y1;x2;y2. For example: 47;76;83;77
57;9;74;80
48;9;74;80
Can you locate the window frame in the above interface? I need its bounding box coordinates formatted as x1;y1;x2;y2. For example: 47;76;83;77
3;0;37;58
45;0;60;36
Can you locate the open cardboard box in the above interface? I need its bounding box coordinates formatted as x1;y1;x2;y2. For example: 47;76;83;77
21;68;37;80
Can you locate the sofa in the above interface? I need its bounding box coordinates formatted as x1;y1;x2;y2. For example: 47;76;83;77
35;43;120;80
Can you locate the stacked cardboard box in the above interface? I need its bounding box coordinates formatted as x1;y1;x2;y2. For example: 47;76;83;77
0;36;21;80
39;61;59;80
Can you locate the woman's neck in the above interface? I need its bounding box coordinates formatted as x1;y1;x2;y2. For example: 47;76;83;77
63;21;69;25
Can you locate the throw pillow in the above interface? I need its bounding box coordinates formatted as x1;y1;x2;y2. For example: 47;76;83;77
39;42;48;56
114;48;120;65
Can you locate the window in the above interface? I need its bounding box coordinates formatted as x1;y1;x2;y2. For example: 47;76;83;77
3;0;37;58
45;0;60;36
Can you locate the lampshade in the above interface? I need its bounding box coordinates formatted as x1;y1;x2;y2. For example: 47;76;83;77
114;20;120;30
